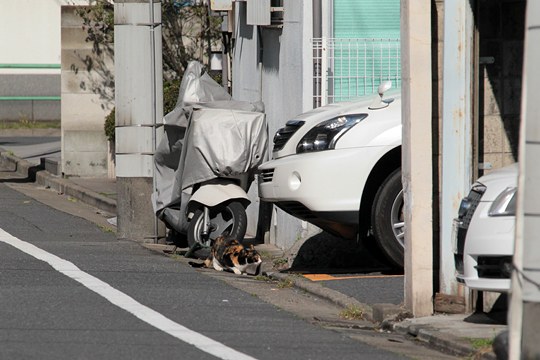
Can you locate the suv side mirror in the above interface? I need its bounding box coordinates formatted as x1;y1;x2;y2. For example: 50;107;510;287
369;81;393;110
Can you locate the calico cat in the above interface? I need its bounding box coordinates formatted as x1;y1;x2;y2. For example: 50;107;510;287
190;236;262;275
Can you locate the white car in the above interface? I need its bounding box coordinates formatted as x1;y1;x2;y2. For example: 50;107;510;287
454;163;518;292
258;83;404;267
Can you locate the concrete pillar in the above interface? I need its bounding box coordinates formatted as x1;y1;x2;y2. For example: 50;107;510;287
509;2;540;358
114;0;163;242
401;0;433;317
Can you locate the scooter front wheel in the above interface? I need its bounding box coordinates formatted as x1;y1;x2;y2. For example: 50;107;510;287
187;201;248;252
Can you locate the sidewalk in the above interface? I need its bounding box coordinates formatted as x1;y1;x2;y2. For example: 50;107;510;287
0;142;506;360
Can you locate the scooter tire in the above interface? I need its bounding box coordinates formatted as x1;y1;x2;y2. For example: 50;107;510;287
187;201;248;256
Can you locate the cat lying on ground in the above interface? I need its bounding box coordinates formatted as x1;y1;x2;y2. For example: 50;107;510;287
189;235;262;275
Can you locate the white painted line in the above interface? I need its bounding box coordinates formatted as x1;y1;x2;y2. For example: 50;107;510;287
0;228;257;360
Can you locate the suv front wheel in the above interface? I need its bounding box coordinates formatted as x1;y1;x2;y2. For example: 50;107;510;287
371;168;404;268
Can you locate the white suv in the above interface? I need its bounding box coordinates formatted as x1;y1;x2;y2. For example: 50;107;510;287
454;163;518;292
258;83;404;267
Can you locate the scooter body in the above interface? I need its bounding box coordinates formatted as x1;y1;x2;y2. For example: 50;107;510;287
184;175;253;251
187;183;250;212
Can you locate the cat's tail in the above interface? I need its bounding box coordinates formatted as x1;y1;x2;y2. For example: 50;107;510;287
188;261;206;268
188;258;213;268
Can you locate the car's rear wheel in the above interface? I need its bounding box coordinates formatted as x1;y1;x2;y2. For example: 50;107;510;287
371;168;404;268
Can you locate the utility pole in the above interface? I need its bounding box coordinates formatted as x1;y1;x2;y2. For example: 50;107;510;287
509;2;540;358
401;0;433;317
114;0;164;242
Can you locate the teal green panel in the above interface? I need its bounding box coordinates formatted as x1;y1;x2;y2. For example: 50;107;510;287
331;0;401;102
334;0;400;39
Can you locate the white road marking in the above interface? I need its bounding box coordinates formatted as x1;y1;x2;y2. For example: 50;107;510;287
0;228;257;360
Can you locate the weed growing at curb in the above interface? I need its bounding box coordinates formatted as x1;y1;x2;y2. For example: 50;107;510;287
255;274;295;288
273;257;288;267
469;337;493;349
277;278;294;289
98;225;115;234
254;275;273;282
339;305;365;320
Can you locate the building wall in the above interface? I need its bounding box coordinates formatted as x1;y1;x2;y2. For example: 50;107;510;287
61;6;113;177
478;0;525;172
0;0;88;122
434;0;525;305
231;0;525;258
232;1;315;249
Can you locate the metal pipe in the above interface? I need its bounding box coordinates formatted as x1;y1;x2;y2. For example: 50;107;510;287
149;0;159;243
313;0;322;107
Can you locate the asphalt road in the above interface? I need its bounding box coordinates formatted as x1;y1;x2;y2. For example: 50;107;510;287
0;181;415;360
0;134;408;309
0;134;462;360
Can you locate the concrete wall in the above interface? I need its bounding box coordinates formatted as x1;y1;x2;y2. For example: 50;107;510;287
0;74;60;121
232;1;316;249
61;6;114;177
0;0;88;122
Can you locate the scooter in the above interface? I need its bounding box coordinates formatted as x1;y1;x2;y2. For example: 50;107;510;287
152;62;268;257
185;175;251;252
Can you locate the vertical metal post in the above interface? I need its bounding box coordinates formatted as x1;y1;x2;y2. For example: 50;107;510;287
149;0;159;243
313;0;321;108
320;37;327;106
440;0;474;296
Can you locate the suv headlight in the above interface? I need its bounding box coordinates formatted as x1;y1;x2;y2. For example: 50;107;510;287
296;114;368;153
488;187;517;216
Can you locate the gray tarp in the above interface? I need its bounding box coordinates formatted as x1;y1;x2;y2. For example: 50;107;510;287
152;61;268;234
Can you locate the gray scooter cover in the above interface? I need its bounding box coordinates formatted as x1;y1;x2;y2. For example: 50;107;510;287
152;61;268;234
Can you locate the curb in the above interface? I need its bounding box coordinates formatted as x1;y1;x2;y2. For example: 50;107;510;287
35;170;116;215
265;270;375;321
0;150;43;181
0;150;116;215
265;270;497;359
391;321;497;359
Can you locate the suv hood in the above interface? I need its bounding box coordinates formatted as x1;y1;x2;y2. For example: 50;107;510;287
272;89;401;159
476;163;518;201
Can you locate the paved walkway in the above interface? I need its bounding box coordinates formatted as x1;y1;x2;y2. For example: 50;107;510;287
0;131;507;359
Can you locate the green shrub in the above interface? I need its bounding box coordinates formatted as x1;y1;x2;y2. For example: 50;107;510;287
104;107;115;142
163;80;180;115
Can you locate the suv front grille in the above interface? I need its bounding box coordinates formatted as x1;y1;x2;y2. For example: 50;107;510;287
259;169;274;183
454;186;486;274
273;120;304;152
460;189;484;229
